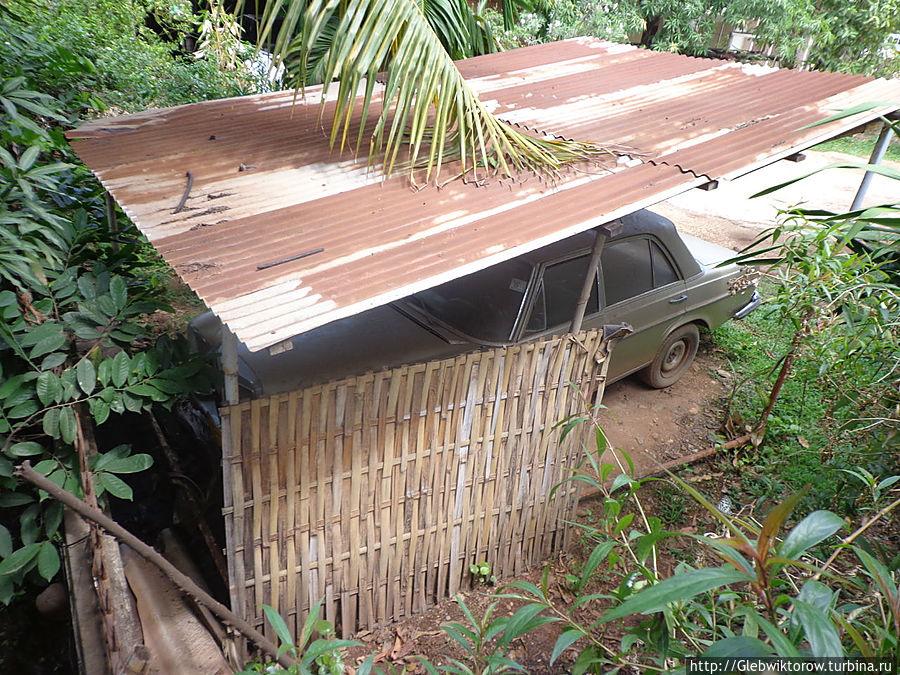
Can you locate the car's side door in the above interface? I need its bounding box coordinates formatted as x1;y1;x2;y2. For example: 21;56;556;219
593;236;687;379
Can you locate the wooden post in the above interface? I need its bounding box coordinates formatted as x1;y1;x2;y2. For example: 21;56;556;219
571;229;608;334
221;325;240;407
219;324;243;658
104;192;119;254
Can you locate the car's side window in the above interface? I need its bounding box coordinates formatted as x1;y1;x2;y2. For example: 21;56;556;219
524;255;599;334
651;240;679;287
601;237;680;306
602;239;652;305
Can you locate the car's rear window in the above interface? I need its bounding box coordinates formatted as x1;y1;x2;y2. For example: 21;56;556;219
602;237;680;305
407;259;533;342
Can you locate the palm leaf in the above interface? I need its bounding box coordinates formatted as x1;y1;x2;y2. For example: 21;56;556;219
247;0;612;182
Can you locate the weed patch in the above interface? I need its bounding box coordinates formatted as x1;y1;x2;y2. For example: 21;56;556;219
712;285;900;516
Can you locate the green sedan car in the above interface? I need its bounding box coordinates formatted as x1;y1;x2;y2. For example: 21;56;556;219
190;209;760;397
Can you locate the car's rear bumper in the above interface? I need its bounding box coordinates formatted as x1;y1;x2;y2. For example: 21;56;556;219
733;290;761;319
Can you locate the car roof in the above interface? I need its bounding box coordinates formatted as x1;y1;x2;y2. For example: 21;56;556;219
517;209;693;267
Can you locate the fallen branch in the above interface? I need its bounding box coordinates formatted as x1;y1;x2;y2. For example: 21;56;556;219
15;461;292;669
643;434;751;478
578;434;751;499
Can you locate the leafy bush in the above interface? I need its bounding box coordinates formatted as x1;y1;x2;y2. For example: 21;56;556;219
1;0;261;114
0;7;216;603
463;408;900;672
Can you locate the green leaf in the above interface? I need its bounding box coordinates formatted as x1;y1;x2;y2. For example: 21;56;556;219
59;370;78;400
97;453;152;474
18;145;40;172
802;102;900;128
574;541;615;592
571;645;603;675
499;604;558;647
42;408;61;439
262;604;295;651
97;294;118;318
0;525;12;559
0;375;24;401
20;504;39;545
89;399;110;425
610;473;633;494
96;472;133;500
703;636;775;657
125;383;159;398
0;456;12;478
550;627;585;664
44;501;63;538
32;459;57;475
19;322;60;348
40;352;67;371
36;542;59;581
853;547;898;607
752;162;900;198
109;276;127;312
600;567;754;623
108;395;125;414
777;510;845;562
36;371;62;406
0;493;34;507
97;359;111;386
746;608;801;657
9;441;44;457
59;406;77;445
356;653;376;675
0;576;12;605
111;351;130;388
8;400;39;420
301;638;361;666
500;580;547;601
30;330;67;360
76;276;96;300
76;359;96;395
793;599;843;658
0;543;41;575
122;392;143;412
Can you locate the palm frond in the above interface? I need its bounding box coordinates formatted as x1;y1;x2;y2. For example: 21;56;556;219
248;0;612;183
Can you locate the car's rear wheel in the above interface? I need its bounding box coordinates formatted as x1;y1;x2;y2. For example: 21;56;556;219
641;323;699;388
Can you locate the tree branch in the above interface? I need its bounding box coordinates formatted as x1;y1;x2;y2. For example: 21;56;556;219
14;460;293;669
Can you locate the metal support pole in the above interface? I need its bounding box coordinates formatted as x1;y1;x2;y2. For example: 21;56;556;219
571;229;608;335
850;122;895;212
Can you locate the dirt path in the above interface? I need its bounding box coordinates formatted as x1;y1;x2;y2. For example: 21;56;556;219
599;149;899;474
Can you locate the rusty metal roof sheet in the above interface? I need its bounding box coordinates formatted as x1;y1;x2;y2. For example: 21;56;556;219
67;37;900;352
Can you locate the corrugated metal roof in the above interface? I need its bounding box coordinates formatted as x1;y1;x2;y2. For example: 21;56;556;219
67;37;900;352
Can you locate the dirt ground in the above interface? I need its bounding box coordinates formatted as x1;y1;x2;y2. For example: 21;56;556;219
339;148;899;672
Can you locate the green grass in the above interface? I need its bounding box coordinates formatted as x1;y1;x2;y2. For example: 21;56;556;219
813;129;900;162
710;292;900;517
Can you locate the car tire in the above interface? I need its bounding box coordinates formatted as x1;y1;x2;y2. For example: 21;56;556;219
641;323;699;389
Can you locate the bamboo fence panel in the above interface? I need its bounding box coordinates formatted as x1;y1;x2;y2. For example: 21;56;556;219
221;328;610;641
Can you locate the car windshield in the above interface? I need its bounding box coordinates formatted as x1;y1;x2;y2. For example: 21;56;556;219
406;259;534;343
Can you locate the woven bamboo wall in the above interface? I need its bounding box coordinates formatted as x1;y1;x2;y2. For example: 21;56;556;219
220;329;609;642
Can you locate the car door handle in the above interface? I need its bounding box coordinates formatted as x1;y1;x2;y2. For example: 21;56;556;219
668;294;688;304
